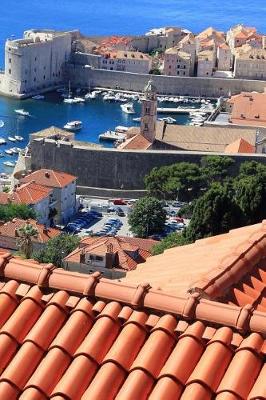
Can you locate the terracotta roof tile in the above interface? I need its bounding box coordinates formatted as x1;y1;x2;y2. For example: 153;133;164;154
0;254;264;398
21;169;76;189
224;137;255;153
0;182;52;206
228;92;266;127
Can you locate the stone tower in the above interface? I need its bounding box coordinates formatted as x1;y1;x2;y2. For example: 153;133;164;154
140;79;157;143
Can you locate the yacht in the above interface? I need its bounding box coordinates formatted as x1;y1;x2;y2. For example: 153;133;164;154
103;94;116;101
159;117;176;124
120;103;135;114
98;130;126;142
73;97;85;103
63;81;79;104
14;109;30;117
132;117;141;122
63;121;83;131
85;92;97;100
10;147;19;154
8;136;17;142
115;126;129;133
3;161;15;167
0;138;6;145
0;120;4;128
32;95;45;100
14;136;23;141
5;149;14;155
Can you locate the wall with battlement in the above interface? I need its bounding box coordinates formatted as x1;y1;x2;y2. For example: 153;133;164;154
67;66;266;97
30;138;266;193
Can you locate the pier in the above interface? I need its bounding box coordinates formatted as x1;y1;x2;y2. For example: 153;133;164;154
157;107;207;114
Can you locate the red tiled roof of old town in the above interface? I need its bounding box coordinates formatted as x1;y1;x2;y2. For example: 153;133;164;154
0;182;52;206
0;218;60;244
118;134;152;150
0;250;265;398
20;169;76;189
224;137;255;153
64;236;157;271
228;92;266;127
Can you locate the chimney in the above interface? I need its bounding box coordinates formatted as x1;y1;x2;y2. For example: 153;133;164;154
105;242;114;269
80;249;85;264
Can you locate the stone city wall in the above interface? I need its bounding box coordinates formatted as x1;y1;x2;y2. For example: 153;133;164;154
30;138;266;193
67;66;266;97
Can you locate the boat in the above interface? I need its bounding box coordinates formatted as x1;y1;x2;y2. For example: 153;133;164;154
14;109;30;117
120;103;135;114
103;94;116;101
14;136;23;141
98;130;126;142
0;120;4;128
8;136;16;142
159;117;176;124
0;138;6;145
3;161;15;167
132;117;141;122
73;97;85;103
5;149;14;155
85;92;97;100
63;81;79;104
63;121;83;131
115;126;129;133
10;147;19;154
32;95;44;100
0;152;4;158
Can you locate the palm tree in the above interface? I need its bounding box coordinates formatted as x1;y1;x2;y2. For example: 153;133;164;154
16;222;39;259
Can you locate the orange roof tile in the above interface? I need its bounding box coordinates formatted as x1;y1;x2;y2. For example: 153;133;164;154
229;92;266;127
0;218;60;244
118;134;152;150
224;137;255;153
0;255;264;398
64;236;156;271
0;182;52;206
21;169;76;189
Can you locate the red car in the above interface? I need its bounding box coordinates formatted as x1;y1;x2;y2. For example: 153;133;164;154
113;199;127;205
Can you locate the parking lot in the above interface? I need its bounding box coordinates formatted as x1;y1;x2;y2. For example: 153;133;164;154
65;196;190;240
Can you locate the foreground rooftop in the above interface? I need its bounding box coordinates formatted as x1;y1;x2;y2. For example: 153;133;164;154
0;250;264;399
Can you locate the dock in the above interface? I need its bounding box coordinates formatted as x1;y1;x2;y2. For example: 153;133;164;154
157;107;203;114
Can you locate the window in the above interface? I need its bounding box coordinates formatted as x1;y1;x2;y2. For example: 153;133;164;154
34;77;36;82
96;256;103;261
145;107;150;113
43;75;46;80
35;57;37;62
144;123;148;131
8;69;11;74
8;58;11;63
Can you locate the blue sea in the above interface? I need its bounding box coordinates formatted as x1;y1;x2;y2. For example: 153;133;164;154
0;0;265;172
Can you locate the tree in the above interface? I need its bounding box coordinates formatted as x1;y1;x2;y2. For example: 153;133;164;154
149;68;161;75
128;197;166;238
185;183;242;242
0;203;36;222
200;155;234;184
234;174;266;225
16;223;39;259
239;160;266;178
145;162;203;201
33;234;80;267
152;232;190;255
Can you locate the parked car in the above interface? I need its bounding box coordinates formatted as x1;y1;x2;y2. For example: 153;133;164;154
116;209;125;217
113;199;127;205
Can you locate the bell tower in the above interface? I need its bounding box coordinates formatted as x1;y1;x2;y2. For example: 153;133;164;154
140;79;157;143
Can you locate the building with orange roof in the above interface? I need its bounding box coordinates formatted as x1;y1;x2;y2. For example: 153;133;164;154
227;24;261;50
164;47;194;76
0;218;60;252
228;91;266;130
20;169;77;225
224;137;255;154
197;50;215;77
63;235;157;279
100;50;152;74
217;43;232;71
0;243;264;398
233;45;266;79
0;182;53;226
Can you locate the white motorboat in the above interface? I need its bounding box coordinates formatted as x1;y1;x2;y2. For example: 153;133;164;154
32;95;45;100
0;138;6;145
115;126;129;133
63;121;83;131
5;149;14;155
0;152;4;158
159;117;176;124
64;97;80;104
98;130;126;142
14;136;23;141
8;136;17;142
103;94;116;101
85;92;97;100
15;109;30;117
3;161;15;167
120;103;135;114
74;97;85;103
10;147;19;154
132;117;141;122
0;120;4;128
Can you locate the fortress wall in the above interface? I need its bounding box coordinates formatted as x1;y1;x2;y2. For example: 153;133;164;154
67;66;266;97
31;139;266;192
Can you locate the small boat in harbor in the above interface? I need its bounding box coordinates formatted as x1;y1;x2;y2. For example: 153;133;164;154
0;152;4;158
5;149;14;155
73;97;85;103
15;109;30;117
0;138;6;145
120;103;135;114
0;120;4;128
32;95;45;100
159;117;176;124
63;121;83;131
98;130;126;142
132;117;141;122
14;136;23;141
8;136;17;142
115;126;129;133
10;147;22;154
3;161;15;167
